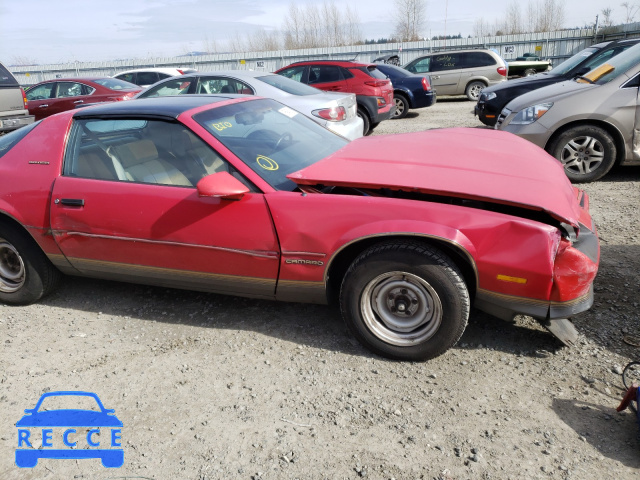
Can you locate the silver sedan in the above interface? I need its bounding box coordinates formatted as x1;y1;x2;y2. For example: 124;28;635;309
135;71;363;141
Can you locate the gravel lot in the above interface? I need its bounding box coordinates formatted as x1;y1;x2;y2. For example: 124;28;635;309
1;97;639;479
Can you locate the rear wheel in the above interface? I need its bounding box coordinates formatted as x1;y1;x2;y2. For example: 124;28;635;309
465;81;485;101
548;125;617;183
0;222;60;305
524;68;537;76
340;242;469;361
357;107;370;136
392;93;409;119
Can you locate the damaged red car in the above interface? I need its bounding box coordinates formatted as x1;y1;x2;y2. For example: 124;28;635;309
0;96;599;360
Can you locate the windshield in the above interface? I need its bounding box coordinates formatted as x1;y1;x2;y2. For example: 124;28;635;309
194;98;348;191
93;78;139;90
582;42;640;85
256;75;321;95
549;47;599;76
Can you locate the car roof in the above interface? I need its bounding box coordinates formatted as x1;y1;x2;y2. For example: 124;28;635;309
284;60;375;68
164;70;278;79
31;77;110;84
73;95;241;119
115;67;196;74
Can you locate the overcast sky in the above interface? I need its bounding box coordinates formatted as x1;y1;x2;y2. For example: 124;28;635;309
0;0;613;65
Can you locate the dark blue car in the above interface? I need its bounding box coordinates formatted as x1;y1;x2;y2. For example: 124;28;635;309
375;63;436;119
16;391;123;468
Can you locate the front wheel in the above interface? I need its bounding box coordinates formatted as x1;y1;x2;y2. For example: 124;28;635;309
0;222;60;305
340;242;469;361
548;125;617;183
465;81;485;101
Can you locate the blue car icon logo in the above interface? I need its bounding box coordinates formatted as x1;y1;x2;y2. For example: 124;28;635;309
16;391;123;468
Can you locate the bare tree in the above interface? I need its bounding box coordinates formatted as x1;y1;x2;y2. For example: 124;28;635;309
202;34;218;54
504;1;523;34
523;0;566;32
601;7;615;26
473;18;492;37
621;2;640;22
393;0;427;42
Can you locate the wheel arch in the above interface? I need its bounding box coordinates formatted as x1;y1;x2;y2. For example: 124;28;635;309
544;119;626;166
325;234;478;306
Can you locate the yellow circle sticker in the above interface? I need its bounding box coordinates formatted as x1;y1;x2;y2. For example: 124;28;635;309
257;155;279;171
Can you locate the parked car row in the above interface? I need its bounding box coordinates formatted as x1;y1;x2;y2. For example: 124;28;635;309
485;39;640;182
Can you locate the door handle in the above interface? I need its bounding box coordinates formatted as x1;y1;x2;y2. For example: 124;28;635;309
38;104;49;108
73;100;84;104
56;198;85;207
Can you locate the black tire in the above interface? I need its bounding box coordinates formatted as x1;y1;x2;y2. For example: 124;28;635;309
548;125;617;183
392;93;409;119
357;107;370;136
340;241;469;361
0;221;61;305
623;361;640;390
465;81;485;101
523;68;537;76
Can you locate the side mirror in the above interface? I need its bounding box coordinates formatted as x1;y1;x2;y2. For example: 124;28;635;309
196;172;250;200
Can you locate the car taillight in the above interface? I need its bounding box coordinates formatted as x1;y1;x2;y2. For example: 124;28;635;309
365;80;389;87
376;97;387;108
497;66;508;77
421;77;431;91
312;106;346;122
20;87;28;108
550;238;598;302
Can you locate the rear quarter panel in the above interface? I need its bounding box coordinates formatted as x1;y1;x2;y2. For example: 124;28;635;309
0;113;71;255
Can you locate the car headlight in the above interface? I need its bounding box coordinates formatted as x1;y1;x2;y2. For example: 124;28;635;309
483;92;497;101
510;103;553;125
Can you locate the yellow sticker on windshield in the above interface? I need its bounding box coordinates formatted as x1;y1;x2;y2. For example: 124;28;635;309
577;63;614;83
257;155;279;171
211;121;233;132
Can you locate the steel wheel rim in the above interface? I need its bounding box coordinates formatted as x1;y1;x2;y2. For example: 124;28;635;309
560;135;605;175
394;97;405;117
360;271;443;346
469;84;483;100
0;240;25;293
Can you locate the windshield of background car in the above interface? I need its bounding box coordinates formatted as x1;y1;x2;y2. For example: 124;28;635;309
194;98;348;191
376;64;410;79
36;395;102;412
0;121;40;159
92;78;139;90
0;63;19;86
256;75;320;95
585;42;640;85
549;47;599;75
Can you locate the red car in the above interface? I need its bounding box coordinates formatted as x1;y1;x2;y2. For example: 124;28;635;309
275;60;394;135
0;96;599;361
25;78;141;121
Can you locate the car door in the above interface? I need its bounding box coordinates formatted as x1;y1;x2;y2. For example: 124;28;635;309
25;82;56;120
49;82;92;117
49;117;280;298
428;53;463;95
307;65;348;92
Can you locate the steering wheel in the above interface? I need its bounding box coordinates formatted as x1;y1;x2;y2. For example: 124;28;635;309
274;132;293;151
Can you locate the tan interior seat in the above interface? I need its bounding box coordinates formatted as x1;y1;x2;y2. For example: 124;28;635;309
75;150;118;180
112;139;192;186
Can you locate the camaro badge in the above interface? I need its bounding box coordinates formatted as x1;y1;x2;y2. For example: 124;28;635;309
286;259;324;266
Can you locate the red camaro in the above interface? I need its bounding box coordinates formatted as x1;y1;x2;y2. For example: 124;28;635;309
0;96;599;360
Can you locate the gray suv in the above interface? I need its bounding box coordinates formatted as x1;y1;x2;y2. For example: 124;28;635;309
404;49;508;100
0;62;34;134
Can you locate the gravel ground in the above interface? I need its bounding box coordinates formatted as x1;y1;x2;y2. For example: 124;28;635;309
1;97;639;479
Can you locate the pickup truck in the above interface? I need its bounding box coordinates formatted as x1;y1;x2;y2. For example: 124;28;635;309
507;54;551;77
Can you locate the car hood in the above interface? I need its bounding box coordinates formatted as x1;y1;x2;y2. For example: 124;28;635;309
287;128;582;227
483;72;557;94
504;79;596;112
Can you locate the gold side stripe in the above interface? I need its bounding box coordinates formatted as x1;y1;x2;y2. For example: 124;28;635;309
69;257;276;285
58;231;279;260
478;288;592;308
278;279;325;288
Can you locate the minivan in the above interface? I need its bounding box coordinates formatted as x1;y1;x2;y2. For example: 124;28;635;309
404;49;507;100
